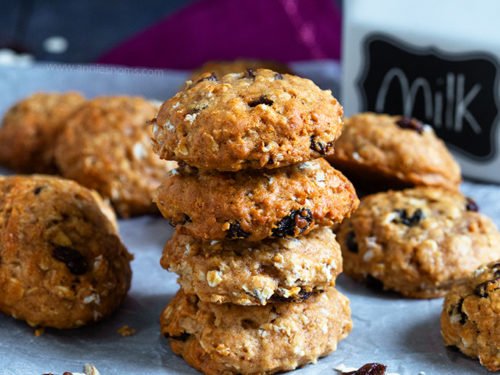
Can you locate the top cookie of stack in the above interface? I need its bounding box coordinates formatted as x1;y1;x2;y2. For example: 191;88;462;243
152;68;343;172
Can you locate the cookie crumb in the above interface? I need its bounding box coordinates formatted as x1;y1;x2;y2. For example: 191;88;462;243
117;325;136;337
34;327;45;336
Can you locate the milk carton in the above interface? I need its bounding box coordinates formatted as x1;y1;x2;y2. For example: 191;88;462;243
342;0;500;182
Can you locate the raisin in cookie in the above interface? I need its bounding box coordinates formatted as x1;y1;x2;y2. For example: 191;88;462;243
328;113;461;193
160;288;352;375
154;158;358;241
441;261;500;372
152;69;344;171
0;92;85;173
54;96;177;217
337;188;500;298
0;175;132;329
161;227;342;305
190;59;291;82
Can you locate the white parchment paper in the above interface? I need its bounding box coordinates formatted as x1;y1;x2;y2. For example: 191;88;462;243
0;63;497;375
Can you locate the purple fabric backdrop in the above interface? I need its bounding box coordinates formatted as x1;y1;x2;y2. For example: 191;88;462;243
98;0;341;69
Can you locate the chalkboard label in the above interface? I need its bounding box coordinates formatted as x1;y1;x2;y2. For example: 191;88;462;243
358;34;499;160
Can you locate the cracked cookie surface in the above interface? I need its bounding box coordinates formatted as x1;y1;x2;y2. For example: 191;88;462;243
0;175;132;328
152;69;344;171
441;261;500;372
0;92;85;173
328;113;461;193
337;188;500;298
161;227;342;305
154;158;358;241
160;288;352;375
54;96;177;217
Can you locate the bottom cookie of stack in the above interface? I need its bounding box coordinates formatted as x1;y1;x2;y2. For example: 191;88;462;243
160;288;352;375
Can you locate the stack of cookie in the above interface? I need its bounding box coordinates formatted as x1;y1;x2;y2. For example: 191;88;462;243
151;69;359;374
327;113;500;299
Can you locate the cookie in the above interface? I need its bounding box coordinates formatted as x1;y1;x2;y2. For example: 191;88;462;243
0;175;132;329
337;188;500;298
160;288;352;375
0;92;85;173
441;261;500;372
161;227;342;305
190;59;291;82
54;96;177;217
152;69;344;171
327;113;461;193
154;158;358;242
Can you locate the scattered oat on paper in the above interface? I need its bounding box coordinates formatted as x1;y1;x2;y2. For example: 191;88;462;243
117;324;136;337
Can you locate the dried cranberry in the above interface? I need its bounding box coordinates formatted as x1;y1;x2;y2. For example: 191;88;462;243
393;208;424;227
465;197;479;212
271;289;314;303
395;117;424;134
52;246;89;275
272;208;313;238
455;299;468;324
248;96;274;107
196;72;217;83
346;231;359;253
343;363;387;375
491;263;500;277
310;135;333;155
246;68;256;79
226;221;250;239
165;332;191;341
474;279;499;298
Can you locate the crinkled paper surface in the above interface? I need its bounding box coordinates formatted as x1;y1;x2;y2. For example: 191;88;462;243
0;62;496;375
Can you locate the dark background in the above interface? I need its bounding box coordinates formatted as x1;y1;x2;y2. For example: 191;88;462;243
0;0;195;63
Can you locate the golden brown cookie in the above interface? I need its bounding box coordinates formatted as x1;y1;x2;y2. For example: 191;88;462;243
0;92;85;173
154;158;358;242
337;188;500;298
152;69;344;171
328;113;461;193
441;261;500;372
54;96;177;217
190;59;292;81
0;175;132;329
160;288;352;375
161;227;342;305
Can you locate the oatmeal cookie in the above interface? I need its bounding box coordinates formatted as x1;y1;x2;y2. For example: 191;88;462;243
161;227;342;305
441;260;500;372
160;288;352;375
154;159;358;241
337;188;500;298
152;69;343;171
190;59;291;81
0;92;85;173
328;113;461;192
0;175;133;329
54;96;177;217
